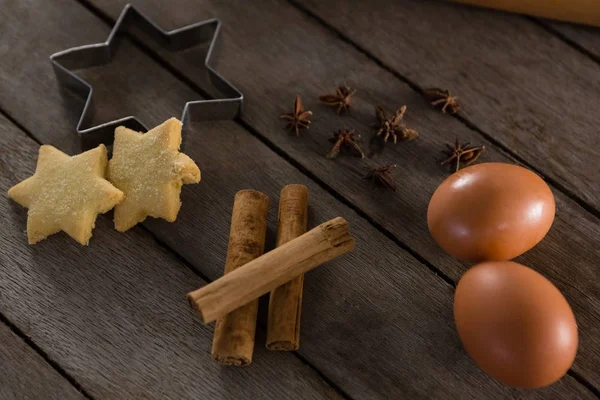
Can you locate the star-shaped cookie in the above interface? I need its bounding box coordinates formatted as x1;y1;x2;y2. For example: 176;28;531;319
108;118;201;232
8;145;124;245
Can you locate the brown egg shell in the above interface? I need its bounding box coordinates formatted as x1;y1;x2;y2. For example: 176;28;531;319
427;163;555;262
454;261;578;388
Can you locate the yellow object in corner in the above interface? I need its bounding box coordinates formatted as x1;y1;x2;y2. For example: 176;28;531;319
452;0;600;26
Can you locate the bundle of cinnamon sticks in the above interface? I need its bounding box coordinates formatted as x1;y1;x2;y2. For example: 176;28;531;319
187;185;355;365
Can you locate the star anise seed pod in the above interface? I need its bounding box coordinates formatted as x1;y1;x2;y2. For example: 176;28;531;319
327;128;365;159
424;88;460;114
441;138;485;172
280;95;313;136
318;85;356;115
364;164;397;191
375;105;419;144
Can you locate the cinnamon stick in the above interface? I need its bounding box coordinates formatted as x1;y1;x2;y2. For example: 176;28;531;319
187;217;354;324
210;189;269;366
267;184;308;351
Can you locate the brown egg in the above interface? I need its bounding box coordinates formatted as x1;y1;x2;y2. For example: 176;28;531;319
454;261;578;388
427;163;555;262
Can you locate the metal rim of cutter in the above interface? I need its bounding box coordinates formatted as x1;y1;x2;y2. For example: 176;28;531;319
50;3;244;150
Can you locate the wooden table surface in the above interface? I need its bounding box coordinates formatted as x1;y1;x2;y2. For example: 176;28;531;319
1;0;600;399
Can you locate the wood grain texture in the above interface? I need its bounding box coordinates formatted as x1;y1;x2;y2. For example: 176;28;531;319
83;0;600;390
0;322;85;400
0;0;598;397
295;0;600;211
0;115;338;399
547;21;600;58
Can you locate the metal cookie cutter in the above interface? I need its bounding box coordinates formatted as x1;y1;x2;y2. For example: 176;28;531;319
50;3;243;150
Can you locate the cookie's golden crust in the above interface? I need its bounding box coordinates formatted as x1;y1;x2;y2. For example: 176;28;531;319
7;145;124;245
107;118;201;232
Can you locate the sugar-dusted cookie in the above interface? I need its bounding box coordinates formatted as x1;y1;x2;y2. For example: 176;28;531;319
8;145;124;245
108;118;201;232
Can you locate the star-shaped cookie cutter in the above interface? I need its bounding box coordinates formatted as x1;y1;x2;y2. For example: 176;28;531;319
50;3;243;150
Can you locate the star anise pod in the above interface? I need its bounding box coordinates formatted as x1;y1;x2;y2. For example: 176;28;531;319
280;95;313;136
375;105;419;144
423;88;460;114
318;85;356;115
441;138;485;172
327;128;365;159
364;164;397;191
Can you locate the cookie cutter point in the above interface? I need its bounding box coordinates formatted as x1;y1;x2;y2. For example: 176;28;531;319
50;3;243;150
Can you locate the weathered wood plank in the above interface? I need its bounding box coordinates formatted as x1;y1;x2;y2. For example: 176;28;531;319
296;0;600;212
0;0;598;397
546;21;600;59
0;322;86;400
0;115;338;399
82;0;600;390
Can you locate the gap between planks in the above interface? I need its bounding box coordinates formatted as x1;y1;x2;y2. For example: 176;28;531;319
530;16;600;97
0;312;95;400
8;0;599;397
